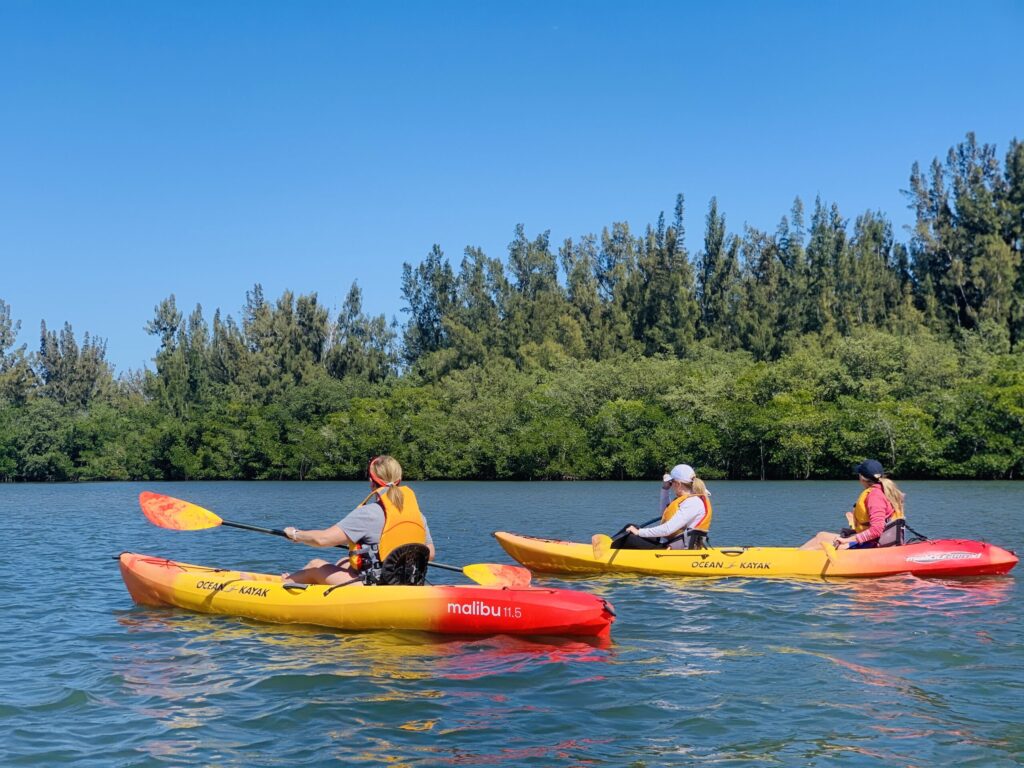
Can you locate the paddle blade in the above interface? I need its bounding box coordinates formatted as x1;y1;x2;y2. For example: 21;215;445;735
139;492;223;531
592;534;612;559
821;540;839;565
463;563;533;589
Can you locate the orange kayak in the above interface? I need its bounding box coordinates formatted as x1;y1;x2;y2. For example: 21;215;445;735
119;552;615;638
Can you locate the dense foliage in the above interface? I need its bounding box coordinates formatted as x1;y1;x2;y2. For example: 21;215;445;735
2;134;1023;481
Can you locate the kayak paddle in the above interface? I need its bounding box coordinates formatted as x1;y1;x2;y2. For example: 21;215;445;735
592;516;662;558
821;539;839;565
138;492;532;589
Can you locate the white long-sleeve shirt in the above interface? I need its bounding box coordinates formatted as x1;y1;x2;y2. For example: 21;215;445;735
635;489;706;540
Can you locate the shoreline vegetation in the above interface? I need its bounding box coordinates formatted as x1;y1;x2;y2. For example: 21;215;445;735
2;133;1023;482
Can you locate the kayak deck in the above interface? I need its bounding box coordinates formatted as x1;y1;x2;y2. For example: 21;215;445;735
493;532;1018;579
119;553;614;638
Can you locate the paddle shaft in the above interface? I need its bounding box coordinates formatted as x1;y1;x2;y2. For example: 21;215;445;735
223;519;289;538
610;516;662;544
220;517;469;574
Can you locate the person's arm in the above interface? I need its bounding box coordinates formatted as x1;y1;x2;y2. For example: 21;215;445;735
284;524;350;548
635;499;703;538
285;503;376;548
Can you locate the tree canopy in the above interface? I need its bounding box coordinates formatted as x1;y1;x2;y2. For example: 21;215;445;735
2;133;1022;481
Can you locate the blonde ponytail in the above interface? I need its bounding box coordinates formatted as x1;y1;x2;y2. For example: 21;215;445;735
370;455;405;511
879;477;904;517
687;477;711;498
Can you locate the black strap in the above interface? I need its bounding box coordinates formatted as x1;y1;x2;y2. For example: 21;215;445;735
324;577;363;595
904;522;929;542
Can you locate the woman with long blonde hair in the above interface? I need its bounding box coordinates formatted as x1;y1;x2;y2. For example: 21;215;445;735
800;459;906;551
614;463;713;550
282;455;435;585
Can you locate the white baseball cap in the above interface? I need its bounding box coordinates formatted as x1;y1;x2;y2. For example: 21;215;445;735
669;464;696;483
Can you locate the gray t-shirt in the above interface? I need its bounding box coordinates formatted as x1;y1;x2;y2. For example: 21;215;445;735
335;502;433;549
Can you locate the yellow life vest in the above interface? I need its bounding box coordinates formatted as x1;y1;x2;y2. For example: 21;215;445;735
366;486;427;560
660;493;713;532
851;485;902;532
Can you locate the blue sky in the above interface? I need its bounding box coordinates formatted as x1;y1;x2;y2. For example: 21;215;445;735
2;1;1022;372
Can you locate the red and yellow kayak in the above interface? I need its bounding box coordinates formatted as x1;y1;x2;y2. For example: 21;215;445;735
119;553;614;638
494;532;1018;579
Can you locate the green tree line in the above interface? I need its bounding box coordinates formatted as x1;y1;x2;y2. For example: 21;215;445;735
2;133;1022;481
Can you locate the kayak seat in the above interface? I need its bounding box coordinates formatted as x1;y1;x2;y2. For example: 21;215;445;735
685;530;709;550
877;519;907;547
376;543;430;586
667;529;710;550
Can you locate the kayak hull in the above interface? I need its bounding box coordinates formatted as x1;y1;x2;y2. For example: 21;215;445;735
493;532;1018;579
119;553;614;638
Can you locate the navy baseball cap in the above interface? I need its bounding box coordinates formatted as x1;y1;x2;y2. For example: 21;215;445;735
854;459;884;480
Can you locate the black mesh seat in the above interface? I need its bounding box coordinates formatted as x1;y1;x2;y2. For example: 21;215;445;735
878;519;907;547
685;530;709;550
377;543;430;586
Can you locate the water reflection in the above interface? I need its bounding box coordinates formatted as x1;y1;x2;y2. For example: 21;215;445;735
115;609;611;697
112;605;617;764
840;574;1015;616
429;737;609;765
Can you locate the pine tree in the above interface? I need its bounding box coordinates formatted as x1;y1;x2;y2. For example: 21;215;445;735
777;197;809;341
326;282;398;382
631;196;698;355
559;236;603;358
804;197;845;335
0;299;35;404
36;321;113;408
596;222;640;355
1005;139;1024;344
735;227;784;360
443;245;507;367
907;133;1018;334
695;198;740;343
400;244;456;364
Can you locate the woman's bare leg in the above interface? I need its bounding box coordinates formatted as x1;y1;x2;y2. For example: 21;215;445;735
283;557;362;585
799;531;839;550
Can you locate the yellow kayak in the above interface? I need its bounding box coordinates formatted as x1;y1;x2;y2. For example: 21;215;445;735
493;531;1018;579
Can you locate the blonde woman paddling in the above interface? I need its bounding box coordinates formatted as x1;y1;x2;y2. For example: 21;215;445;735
801;459;906;551
614;464;713;550
282;455;435;585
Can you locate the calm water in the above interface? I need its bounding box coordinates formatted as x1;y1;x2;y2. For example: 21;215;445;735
1;481;1022;767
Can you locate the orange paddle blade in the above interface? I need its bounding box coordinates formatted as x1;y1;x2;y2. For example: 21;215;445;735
591;534;612;560
139;492;222;531
463;563;533;589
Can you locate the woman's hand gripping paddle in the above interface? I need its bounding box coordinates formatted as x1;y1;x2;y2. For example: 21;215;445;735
138;492;532;589
592;516;660;559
